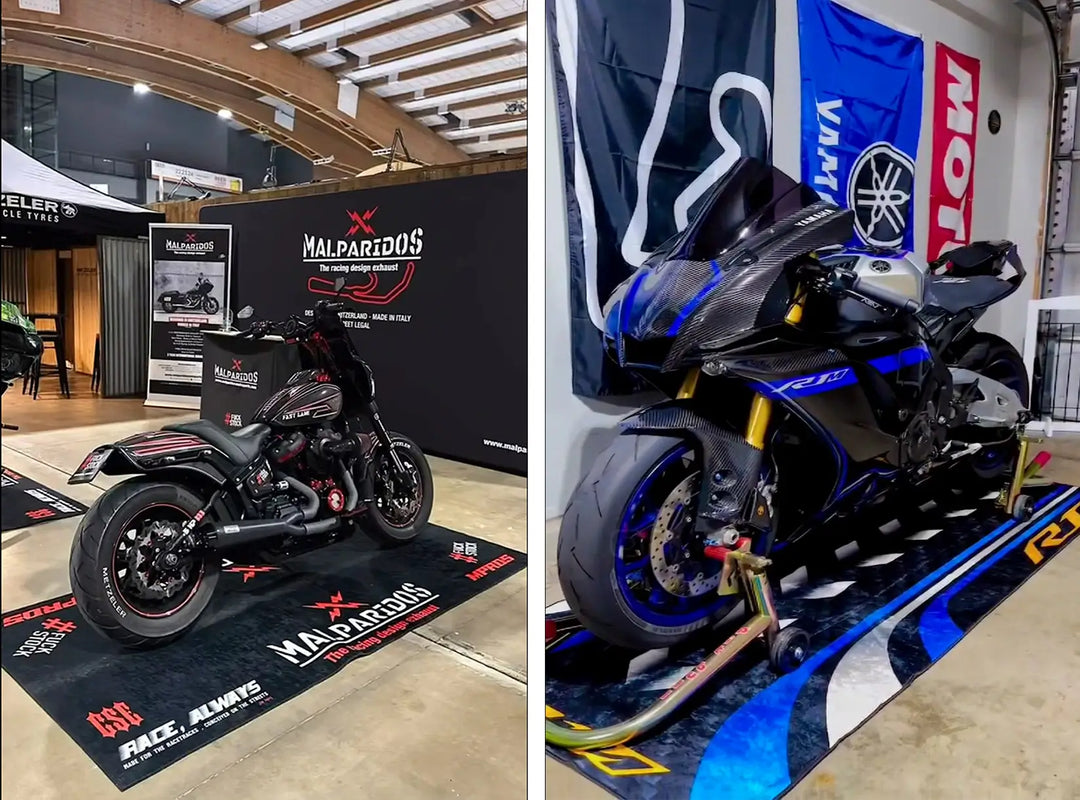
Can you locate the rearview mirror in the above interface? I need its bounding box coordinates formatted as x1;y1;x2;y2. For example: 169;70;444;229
333;276;347;293
237;306;255;319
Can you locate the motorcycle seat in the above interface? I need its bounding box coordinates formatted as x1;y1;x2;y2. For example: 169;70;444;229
162;419;271;464
933;240;1012;276
923;274;1015;314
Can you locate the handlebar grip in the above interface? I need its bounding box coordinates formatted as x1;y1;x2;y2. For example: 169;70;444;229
324;302;345;312
851;274;922;313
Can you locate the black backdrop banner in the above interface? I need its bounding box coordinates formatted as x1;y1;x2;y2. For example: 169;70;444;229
146;224;232;408
549;0;776;397
202;170;526;474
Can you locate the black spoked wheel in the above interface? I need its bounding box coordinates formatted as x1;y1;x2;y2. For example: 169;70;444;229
953;333;1030;481
203;296;221;315
70;480;219;649
363;434;433;545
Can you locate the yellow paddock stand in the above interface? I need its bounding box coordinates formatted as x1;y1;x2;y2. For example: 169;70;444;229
545;547;809;751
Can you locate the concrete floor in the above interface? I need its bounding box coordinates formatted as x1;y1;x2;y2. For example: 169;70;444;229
1;390;526;800
546;437;1080;799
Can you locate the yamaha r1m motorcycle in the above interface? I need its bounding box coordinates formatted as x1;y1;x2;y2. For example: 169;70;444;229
68;285;433;647
158;277;220;315
558;158;1030;651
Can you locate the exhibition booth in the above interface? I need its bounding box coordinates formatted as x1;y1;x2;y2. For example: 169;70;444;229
1;140;164;397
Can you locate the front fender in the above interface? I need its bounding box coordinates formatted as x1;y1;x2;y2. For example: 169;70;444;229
620;401;762;529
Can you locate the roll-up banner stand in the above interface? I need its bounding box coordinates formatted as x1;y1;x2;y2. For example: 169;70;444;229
145;223;232;409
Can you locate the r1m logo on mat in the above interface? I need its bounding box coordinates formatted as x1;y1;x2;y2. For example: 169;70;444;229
1024;500;1080;565
547;707;669;778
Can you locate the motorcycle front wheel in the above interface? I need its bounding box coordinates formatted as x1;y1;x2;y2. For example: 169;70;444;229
69;479;219;649
557;433;744;651
363;433;433;545
203;296;221;314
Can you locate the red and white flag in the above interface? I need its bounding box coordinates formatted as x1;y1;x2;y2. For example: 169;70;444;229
927;43;981;262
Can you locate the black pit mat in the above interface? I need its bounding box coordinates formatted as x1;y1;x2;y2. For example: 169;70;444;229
1;466;88;532
1;525;524;790
546;484;1079;800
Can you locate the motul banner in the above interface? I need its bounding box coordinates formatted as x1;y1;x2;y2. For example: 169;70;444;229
927;43;981;262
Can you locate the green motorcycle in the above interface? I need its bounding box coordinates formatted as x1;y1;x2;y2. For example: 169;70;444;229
1;301;43;428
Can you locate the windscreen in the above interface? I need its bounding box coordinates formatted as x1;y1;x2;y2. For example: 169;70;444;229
612;158;824;344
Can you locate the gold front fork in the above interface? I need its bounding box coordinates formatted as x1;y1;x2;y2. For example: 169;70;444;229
679;285;805;447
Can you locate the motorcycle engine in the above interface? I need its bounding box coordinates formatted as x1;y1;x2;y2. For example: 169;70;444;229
901;400;948;466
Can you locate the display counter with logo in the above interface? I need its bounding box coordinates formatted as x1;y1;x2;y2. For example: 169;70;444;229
201;331;302;429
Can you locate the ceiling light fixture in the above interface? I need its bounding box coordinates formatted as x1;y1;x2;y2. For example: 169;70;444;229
251;41;268;51
133;82;151;94
218;108;233;119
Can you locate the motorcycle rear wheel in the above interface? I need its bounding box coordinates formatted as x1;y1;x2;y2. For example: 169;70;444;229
69;479;219;649
557;433;744;651
952;333;1030;482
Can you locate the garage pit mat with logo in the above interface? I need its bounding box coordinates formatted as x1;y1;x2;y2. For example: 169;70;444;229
1;524;524;790
1;466;88;533
546;483;1079;800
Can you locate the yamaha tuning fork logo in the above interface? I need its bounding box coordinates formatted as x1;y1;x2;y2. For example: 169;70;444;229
848;143;916;249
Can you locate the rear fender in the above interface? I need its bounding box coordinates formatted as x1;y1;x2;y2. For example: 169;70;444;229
620;400;762;531
69;433;231;486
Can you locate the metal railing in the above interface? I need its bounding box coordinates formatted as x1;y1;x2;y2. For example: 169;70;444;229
1023;295;1080;433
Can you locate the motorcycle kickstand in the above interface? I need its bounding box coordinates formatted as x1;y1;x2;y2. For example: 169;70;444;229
544;544;810;751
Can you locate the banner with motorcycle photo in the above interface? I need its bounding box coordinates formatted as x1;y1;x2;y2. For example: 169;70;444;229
146;223;232;409
549;0;776;398
797;0;924;251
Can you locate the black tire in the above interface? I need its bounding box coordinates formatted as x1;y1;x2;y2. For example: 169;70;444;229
769;626;810;674
952;332;1029;481
362;434;433;545
69;479;219;649
203;296;220;314
558;433;742;651
161;298;173;313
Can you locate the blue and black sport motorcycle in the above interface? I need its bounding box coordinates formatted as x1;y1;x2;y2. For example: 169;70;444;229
557;159;1030;651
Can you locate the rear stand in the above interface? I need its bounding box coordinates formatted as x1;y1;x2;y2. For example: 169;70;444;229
545;545;809;751
998;426;1053;520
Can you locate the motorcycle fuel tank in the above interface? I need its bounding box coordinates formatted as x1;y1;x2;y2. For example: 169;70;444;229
823;250;927;322
253;381;343;427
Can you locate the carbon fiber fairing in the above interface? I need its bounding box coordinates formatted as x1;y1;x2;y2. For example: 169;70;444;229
662;206;854;371
621;403;760;524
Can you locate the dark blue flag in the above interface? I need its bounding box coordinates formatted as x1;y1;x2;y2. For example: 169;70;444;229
798;0;924;250
549;0;776;398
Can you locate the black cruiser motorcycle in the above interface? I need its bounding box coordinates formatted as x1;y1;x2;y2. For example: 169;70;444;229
558;158;1030;651
158;275;220;315
68;284;433;648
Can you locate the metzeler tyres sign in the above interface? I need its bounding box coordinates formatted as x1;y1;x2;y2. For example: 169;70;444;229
201;170;526;474
146;224;233;409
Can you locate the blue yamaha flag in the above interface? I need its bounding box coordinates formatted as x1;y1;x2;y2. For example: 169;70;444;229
549;0;775;397
797;0;924;251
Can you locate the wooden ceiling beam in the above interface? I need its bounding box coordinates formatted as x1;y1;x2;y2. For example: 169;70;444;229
383;66;525;103
2;36;378;174
362;42;524;86
260;0;393;45
434;112;525;133
0;0;465;164
1;33;379;175
297;0;487;60
215;0;293;27
351;11;525;71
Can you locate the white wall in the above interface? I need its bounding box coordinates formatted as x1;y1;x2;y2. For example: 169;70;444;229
545;0;1056;516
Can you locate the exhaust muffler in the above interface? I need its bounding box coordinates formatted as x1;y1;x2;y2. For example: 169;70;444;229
206;513;340;549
